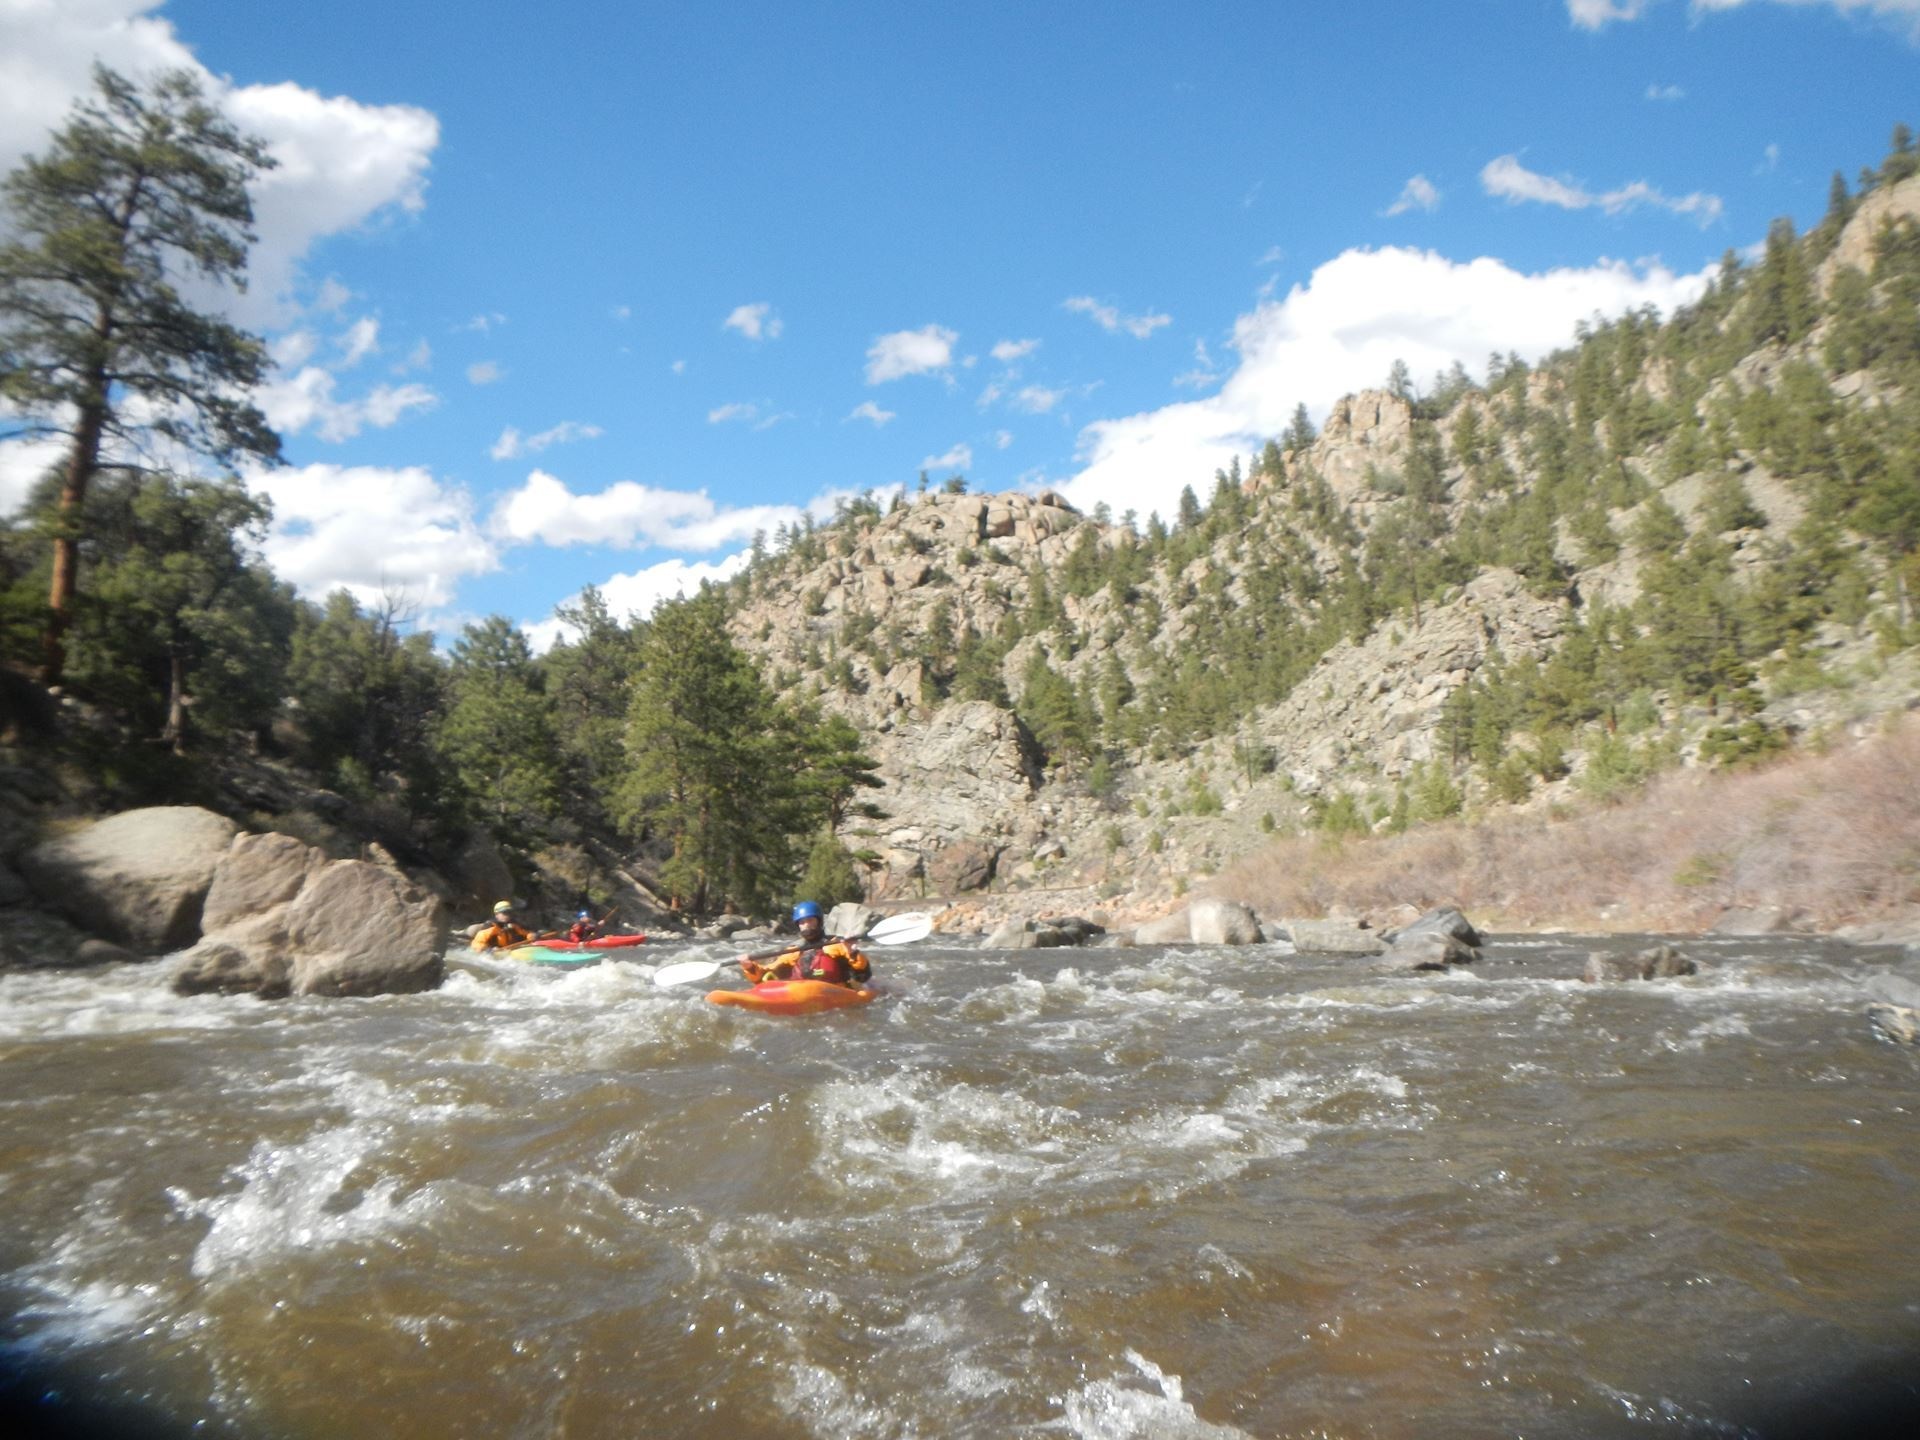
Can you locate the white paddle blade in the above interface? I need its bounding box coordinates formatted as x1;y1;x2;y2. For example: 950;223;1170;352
653;958;726;988
865;911;933;945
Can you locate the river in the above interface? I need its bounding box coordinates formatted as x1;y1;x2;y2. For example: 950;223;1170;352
2;934;1916;1438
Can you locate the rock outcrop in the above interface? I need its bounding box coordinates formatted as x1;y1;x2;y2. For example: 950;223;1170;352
21;806;239;954
1285;920;1387;956
174;829;447;998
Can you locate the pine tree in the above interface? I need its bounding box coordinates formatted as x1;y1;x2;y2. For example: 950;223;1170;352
441;617;564;828
0;66;282;684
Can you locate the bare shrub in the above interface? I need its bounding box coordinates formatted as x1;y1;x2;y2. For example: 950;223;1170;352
1213;719;1920;930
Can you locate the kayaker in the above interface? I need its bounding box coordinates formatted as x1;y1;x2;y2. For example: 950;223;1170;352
566;910;600;943
742;900;872;988
471;900;535;952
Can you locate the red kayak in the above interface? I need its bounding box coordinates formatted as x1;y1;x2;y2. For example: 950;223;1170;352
524;934;648;952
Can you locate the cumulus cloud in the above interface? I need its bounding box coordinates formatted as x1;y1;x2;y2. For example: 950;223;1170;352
488;470;802;552
466;360;504;385
1385;175;1441;216
1575;0;1920;40
0;4;438;327
1059;244;1713;525
1064;296;1172;339
1567;0;1657;25
708;402;759;424
1013;385;1064;415
245;462;489;609
991;338;1041;362
1481;154;1724;226
1646;83;1687;100
336;316;380;368
866;325;958;383
489;420;603;461
525;553;756;651
846;401;896;426
724;302;783;341
922;442;973;472
257;366;438;442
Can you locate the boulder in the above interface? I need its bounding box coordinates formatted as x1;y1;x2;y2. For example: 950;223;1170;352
708;913;754;938
1868;1004;1918;1046
1039;915;1105;943
985;920;1040;949
172;831;446;999
930;838;1002;893
1188;898;1262;946
1863;961;1920;1011
285;860;447;997
1386;906;1482;949
1583;944;1699;983
1380;932;1478;972
1286;920;1387;956
827;902;883;938
0;907;94;969
21;806;239;954
174;940;288;998
449;832;515;913
1134;909;1192;945
73;937;139;966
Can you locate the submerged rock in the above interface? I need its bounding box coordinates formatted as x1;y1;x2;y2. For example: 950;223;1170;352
1868;1003;1918;1046
1583;944;1699;983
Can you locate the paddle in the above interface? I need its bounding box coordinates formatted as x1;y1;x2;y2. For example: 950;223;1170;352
652;910;935;988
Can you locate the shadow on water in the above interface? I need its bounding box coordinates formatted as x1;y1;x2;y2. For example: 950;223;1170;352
2;1356;192;1440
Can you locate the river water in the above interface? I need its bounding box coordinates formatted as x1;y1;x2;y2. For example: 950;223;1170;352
2;935;1917;1439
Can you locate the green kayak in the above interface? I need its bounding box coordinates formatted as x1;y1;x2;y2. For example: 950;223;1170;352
511;945;602;969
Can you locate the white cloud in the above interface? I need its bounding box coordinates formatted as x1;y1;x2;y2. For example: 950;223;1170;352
526;553;755;651
1760;142;1782;172
994;430;1014;450
1567;0;1658;25
1646;83;1687;100
271;329;319;368
0;433;67;516
245;462;489;609
1576;0;1920;41
708;402;758;424
847;401;896;426
396;338;432;373
1013;385;1064;415
1175;339;1223;390
1385;175;1442;216
466;360;504;385
922;442;973;472
611;305;632;321
458;313;506;334
1257;245;1286;266
991;338;1041;362
257;366;437;442
311;277;353;314
866;325;958;383
1059;244;1713;526
488;469;802;551
1481;154;1725;226
489;420;603;461
1064;296;1172;339
336;316;380;368
724;302;783;341
0;2;439;326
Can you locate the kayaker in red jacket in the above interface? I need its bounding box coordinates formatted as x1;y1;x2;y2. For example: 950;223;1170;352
742;901;872;988
566;910;600;943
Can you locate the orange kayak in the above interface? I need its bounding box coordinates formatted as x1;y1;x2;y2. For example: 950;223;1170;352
707;980;876;1016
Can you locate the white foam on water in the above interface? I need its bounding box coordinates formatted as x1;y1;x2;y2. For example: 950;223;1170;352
0;962;256;1042
1059;1349;1252;1440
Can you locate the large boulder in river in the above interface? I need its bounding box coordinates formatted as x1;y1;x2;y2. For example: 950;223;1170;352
1133;909;1192;944
1385;906;1482;949
174;830;446;999
1285;920;1387;956
1189;898;1263;945
21;806;238;954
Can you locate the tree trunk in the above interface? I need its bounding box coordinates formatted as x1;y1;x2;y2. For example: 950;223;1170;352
41;400;108;686
164;644;189;755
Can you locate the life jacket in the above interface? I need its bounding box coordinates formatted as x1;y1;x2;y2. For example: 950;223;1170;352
567;922;598;942
472;920;534;952
746;939;869;987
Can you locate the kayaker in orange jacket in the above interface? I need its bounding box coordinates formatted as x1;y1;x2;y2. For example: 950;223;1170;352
742;900;872;988
471;900;535;951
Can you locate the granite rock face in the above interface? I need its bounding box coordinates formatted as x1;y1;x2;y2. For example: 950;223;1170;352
21;806;239;954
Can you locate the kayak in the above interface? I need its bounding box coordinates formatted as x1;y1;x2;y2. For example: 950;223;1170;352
707;980;876;1016
511;946;602;969
528;934;648;952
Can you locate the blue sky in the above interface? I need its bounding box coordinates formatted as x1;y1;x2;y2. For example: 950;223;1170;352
2;0;1917;643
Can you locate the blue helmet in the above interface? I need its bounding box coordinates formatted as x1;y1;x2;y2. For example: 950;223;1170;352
576;910;592;921
792;900;822;923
